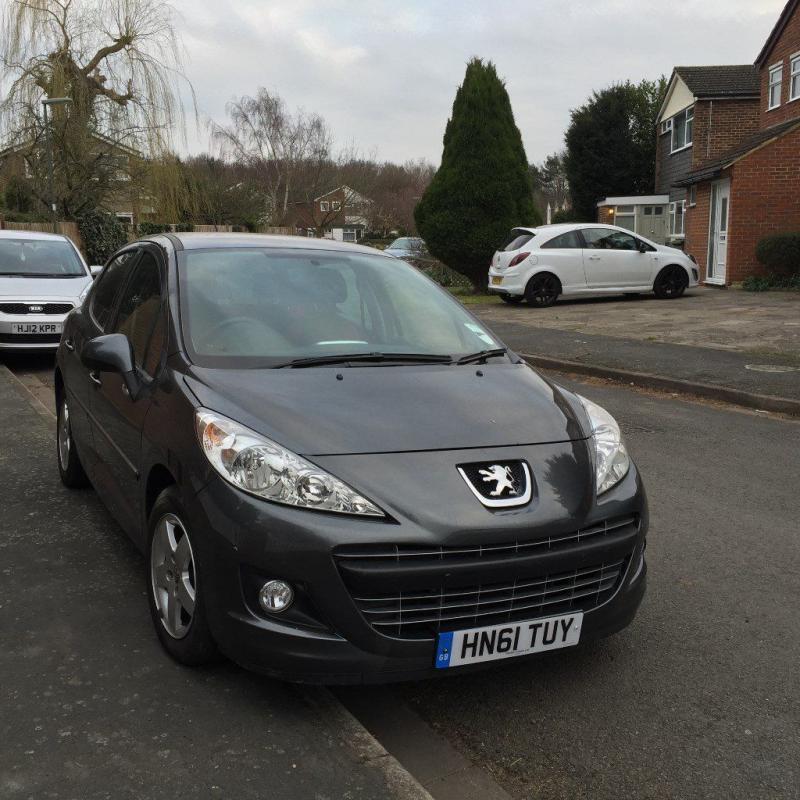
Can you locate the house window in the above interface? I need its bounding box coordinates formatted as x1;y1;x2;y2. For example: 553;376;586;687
670;107;693;152
669;201;685;236
688;185;697;206
790;54;800;101
320;200;330;212
768;64;783;109
660;118;673;135
343;229;356;242
331;200;341;211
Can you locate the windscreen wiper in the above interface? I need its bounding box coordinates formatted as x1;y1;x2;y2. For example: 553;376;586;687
276;352;454;369
455;347;509;365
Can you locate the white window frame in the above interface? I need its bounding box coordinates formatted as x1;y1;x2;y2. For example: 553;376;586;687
768;63;783;110
670;107;694;153
320;200;330;212
669;200;686;237
660;118;673;135
790;53;800;102
331;200;341;211
688;185;697;207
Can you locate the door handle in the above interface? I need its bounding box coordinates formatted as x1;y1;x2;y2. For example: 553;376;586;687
89;371;102;387
64;338;74;351
588;255;601;260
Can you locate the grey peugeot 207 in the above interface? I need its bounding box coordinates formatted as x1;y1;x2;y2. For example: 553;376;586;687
55;233;647;683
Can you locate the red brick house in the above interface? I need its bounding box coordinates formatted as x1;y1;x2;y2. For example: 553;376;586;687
658;0;800;284
285;186;371;241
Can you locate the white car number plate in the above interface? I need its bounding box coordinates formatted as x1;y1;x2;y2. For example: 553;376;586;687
11;322;62;334
435;611;583;669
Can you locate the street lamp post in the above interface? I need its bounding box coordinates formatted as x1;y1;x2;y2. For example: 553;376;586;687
42;96;72;233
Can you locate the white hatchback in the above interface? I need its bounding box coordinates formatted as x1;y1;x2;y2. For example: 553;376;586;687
488;223;699;307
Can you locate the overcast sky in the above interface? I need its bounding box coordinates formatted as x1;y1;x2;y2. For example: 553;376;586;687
173;0;785;166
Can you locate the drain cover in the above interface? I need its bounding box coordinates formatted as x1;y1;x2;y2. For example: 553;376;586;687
745;364;800;373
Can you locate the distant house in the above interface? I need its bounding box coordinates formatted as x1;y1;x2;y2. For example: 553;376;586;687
287;185;371;241
0;133;152;224
652;0;799;284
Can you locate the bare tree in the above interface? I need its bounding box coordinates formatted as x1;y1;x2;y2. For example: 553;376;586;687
0;0;193;217
212;89;331;226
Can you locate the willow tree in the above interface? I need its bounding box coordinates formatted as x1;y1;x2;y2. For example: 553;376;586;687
0;0;194;219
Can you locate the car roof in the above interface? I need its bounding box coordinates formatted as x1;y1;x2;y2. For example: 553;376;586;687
0;229;71;242
512;223;641;235
148;232;387;256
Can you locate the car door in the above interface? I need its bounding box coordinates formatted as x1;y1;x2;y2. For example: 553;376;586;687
89;245;167;534
62;250;138;471
537;229;588;292
581;228;654;289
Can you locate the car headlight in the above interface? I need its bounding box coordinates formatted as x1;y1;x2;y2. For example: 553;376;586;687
577;395;630;495
78;283;91;302
195;409;384;517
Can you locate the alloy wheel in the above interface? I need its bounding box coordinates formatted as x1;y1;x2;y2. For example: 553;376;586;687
58;399;71;470
527;274;559;307
150;513;197;639
657;266;687;298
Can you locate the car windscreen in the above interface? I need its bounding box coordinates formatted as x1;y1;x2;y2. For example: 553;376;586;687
500;229;535;252
387;238;415;249
0;238;85;277
178;248;501;367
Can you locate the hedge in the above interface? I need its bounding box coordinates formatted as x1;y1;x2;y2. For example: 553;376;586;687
77;211;128;266
755;232;800;276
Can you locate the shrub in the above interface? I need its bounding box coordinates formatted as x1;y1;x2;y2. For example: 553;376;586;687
77;211;128;266
174;222;194;232
3;175;34;213
742;272;800;292
755;232;800;276
551;208;582;224
415;58;540;290
137;221;172;236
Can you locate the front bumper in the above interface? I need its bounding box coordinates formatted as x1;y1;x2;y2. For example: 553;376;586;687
183;459;648;684
0;310;70;350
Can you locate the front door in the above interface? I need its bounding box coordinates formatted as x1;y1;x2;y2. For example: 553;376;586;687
581;228;654;289
707;179;730;283
90;246;166;534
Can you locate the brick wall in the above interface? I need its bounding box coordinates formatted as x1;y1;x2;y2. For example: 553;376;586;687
692;99;760;167
726;124;800;282
683;182;714;278
758;1;800;127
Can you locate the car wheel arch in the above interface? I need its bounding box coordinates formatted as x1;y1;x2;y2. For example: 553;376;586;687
525;270;563;294
145;464;177;523
656;263;691;283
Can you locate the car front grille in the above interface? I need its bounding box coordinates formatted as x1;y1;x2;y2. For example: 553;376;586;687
346;558;628;640
334;515;638;640
0;333;62;344
0;302;73;315
335;515;637;562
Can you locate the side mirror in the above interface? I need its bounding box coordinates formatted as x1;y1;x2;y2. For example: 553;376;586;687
637;241;649;253
90;265;103;278
81;333;141;399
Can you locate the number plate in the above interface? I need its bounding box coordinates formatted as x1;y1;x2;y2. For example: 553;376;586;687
490;276;503;286
11;322;62;335
435;611;583;669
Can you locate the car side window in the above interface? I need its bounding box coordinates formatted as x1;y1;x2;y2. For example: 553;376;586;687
90;251;137;331
582;229;638;251
111;250;166;377
541;231;583;249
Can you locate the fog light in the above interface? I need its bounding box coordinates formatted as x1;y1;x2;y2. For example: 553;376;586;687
258;579;294;613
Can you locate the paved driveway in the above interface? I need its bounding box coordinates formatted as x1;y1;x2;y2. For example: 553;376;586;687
472;287;800;361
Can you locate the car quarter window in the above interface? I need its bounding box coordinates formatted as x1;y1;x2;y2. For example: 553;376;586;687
541;231;583;249
582;229;638;251
111;249;166;377
90;251;138;331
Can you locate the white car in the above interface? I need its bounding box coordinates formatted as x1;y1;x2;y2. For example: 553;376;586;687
0;230;100;351
488;223;699;306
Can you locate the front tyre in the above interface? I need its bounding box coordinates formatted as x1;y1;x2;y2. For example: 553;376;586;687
146;487;218;666
654;265;688;299
57;396;89;488
525;273;561;307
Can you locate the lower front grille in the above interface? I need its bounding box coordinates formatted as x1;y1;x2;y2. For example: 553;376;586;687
349;558;628;640
0;302;73;315
0;333;62;344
